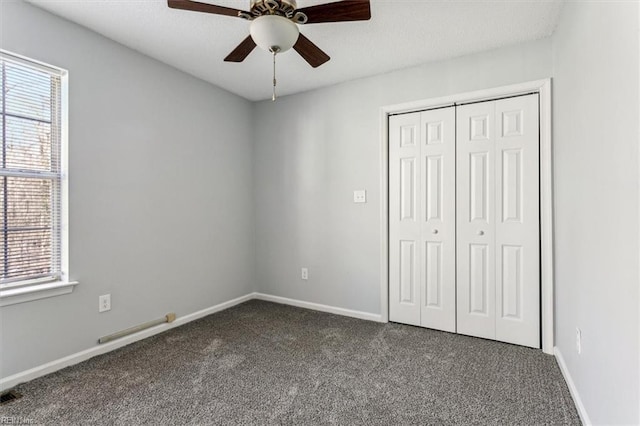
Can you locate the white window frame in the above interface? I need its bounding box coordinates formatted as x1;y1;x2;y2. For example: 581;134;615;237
0;50;77;307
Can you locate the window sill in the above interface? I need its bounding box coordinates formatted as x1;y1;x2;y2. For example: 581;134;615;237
0;280;79;307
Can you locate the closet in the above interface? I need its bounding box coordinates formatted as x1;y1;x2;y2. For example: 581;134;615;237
389;94;540;348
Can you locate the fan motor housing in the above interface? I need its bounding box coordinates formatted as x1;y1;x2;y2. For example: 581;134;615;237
240;0;307;23
251;0;296;16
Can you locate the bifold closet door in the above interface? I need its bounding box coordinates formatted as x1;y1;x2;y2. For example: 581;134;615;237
389;107;456;332
456;94;540;348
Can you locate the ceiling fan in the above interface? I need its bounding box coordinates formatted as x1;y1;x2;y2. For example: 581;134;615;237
167;0;372;99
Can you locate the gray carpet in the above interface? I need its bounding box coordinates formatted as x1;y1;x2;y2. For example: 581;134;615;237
1;300;580;425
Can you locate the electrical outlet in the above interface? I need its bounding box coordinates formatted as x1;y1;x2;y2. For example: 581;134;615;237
353;190;367;203
99;294;111;313
301;268;308;280
576;327;582;354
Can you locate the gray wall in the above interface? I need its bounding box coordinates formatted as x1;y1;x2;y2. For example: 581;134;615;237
2;1;639;423
552;2;640;424
0;0;255;377
253;39;553;314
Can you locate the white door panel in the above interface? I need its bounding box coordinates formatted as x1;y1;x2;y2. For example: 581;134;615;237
456;101;497;340
389;108;456;331
495;94;540;348
420;108;456;332
456;94;540;348
389;113;421;326
390;94;540;349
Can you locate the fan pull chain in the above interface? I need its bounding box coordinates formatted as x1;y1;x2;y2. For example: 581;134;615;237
272;49;277;102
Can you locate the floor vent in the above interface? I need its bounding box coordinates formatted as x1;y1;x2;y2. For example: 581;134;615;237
0;390;22;404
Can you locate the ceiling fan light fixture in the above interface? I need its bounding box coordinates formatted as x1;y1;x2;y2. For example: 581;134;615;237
250;15;299;53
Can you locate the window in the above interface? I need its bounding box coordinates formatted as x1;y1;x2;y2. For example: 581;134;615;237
0;51;67;292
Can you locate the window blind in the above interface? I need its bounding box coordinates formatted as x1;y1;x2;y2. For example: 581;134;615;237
0;54;62;285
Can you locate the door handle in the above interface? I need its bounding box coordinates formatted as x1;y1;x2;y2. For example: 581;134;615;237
478;230;485;236
433;229;439;234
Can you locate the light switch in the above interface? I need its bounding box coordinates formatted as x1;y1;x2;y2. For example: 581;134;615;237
354;190;367;203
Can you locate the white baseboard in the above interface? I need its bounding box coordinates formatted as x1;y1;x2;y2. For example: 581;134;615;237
0;297;604;425
0;293;382;391
0;293;253;391
1;292;383;391
253;292;383;323
554;347;592;425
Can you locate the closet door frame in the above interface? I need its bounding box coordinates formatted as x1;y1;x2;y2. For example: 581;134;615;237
379;79;554;354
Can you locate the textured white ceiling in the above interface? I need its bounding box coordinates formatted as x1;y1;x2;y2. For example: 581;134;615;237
25;0;563;101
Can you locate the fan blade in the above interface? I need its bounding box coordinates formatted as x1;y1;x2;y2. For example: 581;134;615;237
167;0;247;18
296;0;371;24
224;36;257;62
293;34;330;68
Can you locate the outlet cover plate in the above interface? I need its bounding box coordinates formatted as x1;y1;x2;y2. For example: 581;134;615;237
353;190;366;203
99;294;111;313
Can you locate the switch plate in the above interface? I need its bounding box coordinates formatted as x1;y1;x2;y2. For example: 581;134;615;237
99;294;111;313
353;190;367;203
301;268;308;280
